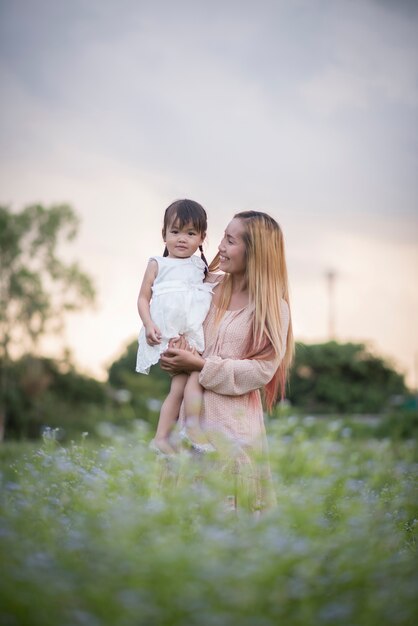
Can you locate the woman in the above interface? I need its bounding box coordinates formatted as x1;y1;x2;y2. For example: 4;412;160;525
160;211;294;511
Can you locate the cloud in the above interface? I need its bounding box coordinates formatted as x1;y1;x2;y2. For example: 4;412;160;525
300;1;418;114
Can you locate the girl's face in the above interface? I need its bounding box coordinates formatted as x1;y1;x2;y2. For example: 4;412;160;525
164;218;205;259
218;218;247;275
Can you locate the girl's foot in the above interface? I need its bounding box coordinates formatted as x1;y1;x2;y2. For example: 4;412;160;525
149;438;176;456
179;427;216;454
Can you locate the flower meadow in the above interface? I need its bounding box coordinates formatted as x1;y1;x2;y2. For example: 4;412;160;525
0;417;417;626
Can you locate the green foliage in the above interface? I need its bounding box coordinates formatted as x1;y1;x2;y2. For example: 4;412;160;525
108;339;171;427
0;204;95;359
0;203;97;437
287;341;406;414
269;411;418;442
0;425;416;625
375;409;418;440
2;355;108;440
1;338;173;440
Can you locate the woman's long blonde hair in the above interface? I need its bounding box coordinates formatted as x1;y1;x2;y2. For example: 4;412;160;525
209;211;294;410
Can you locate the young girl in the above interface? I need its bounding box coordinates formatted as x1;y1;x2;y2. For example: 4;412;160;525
136;199;214;454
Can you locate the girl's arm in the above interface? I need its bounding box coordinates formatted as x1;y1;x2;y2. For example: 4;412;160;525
137;259;161;346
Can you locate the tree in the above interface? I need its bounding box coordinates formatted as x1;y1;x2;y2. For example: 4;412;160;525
0;204;96;437
3;354;108;439
287;341;407;414
108;339;171;426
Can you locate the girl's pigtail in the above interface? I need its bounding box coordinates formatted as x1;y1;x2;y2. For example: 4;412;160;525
199;245;208;275
163;245;168;257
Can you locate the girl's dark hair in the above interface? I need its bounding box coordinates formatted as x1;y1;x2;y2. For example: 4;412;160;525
162;199;208;271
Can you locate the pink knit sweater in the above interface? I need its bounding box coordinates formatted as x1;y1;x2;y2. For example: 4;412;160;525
179;274;290;510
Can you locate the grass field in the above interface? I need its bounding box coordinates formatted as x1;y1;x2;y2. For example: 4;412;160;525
0;416;417;626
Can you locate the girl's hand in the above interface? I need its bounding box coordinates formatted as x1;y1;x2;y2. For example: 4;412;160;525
145;323;162;346
160;348;205;375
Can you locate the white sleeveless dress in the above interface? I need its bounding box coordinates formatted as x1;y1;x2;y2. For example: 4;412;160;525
136;255;213;374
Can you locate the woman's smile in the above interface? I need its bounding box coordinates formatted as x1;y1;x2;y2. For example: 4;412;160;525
218;218;246;275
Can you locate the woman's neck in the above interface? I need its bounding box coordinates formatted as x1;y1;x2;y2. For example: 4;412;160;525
231;274;247;294
212;273;249;311
227;274;249;309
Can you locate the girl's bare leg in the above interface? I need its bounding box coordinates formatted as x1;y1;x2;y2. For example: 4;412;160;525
153;373;188;454
183;372;212;447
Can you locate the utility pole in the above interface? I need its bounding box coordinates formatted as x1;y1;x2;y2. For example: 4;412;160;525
325;269;337;340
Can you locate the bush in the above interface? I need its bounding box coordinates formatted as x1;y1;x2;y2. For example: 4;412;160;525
288;341;407;414
2;355;108;440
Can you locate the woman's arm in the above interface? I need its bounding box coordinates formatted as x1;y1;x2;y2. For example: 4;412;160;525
137;259;161;346
161;300;289;395
198;355;280;396
160;350;280;396
201;301;289;395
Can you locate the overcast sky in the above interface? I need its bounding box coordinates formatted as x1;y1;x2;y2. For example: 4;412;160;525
1;0;417;387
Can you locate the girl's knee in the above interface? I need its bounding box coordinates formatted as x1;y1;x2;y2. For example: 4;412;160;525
168;374;188;402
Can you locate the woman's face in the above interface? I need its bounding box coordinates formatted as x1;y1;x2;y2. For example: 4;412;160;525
218;218;247;275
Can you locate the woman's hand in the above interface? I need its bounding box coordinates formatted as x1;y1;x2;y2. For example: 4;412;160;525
160;347;205;375
168;335;189;350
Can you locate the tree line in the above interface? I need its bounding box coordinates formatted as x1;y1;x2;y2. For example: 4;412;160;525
0;204;413;441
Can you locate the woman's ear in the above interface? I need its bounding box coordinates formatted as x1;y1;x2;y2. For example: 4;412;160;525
162;228;166;242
